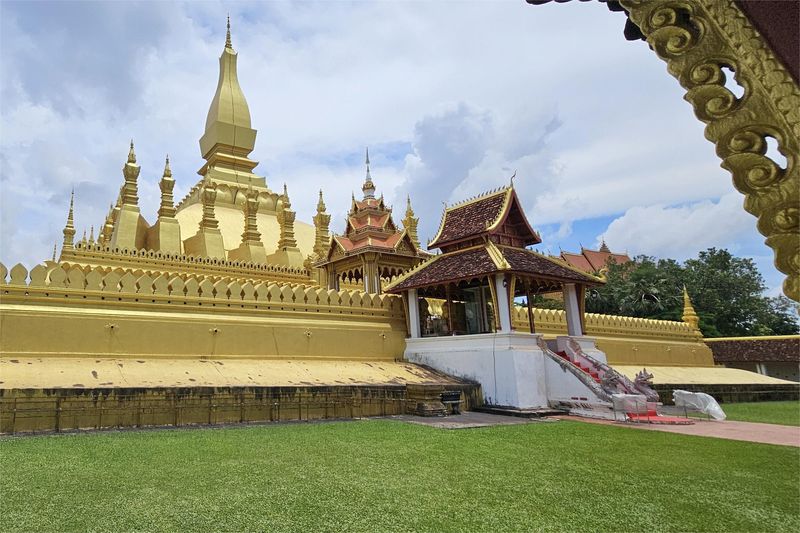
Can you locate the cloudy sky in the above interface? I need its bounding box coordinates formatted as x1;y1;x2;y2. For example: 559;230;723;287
0;0;785;293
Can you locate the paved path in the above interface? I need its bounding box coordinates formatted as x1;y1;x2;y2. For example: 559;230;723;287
561;415;800;447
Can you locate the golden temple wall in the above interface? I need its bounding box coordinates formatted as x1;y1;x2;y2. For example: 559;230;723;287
512;306;714;367
0;262;406;361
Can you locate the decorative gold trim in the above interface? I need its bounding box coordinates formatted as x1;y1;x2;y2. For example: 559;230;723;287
619;0;800;301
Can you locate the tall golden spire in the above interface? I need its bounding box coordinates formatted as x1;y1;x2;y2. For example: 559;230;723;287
198;16;258;183
62;189;76;251
682;286;700;331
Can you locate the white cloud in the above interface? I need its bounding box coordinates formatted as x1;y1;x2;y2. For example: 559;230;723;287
601;193;756;260
0;0;785;297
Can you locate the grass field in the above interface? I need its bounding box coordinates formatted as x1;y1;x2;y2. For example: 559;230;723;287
1;419;798;532
718;401;800;426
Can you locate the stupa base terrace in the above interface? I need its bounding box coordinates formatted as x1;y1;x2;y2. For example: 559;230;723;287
2;261;796;434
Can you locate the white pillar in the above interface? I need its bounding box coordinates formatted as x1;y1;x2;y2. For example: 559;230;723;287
407;288;421;338
494;274;512;332
563;283;582;336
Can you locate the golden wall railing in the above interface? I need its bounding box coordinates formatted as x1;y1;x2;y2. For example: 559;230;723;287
0;262;407;361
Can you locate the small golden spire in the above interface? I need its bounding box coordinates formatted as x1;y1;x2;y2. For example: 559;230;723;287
164;154;172;177
62;189;76;251
226;14;232;49
88;226;95;245
362;147;376;199
52;243;57;262
682;286;700;331
128;140;136;163
317;189;326;212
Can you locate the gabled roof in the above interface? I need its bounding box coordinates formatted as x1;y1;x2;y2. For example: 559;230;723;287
428;186;541;250
384;242;603;293
560;246;631;273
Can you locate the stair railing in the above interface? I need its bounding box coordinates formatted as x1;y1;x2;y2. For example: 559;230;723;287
566;338;646;399
535;336;611;402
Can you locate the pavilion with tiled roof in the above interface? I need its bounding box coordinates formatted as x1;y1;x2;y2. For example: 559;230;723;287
560;241;631;274
315;149;428;293
385;185;603;338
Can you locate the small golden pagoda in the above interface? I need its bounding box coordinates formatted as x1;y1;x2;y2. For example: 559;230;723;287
315;149;428;293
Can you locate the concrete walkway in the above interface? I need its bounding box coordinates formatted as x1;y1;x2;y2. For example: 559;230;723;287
562;416;800;447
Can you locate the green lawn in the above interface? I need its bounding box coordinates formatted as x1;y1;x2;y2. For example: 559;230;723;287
680;400;800;426
1;420;798;532
720;401;800;426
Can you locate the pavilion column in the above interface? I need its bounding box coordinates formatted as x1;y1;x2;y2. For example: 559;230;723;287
493;274;512;332
407;289;421;338
563;283;583;336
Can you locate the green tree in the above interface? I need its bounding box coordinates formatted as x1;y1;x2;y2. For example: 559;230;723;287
585;248;798;337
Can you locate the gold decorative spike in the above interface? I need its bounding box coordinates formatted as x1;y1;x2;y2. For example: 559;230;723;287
225;14;232;50
62;189;76;251
362;147;376;199
88;226;95;245
52;243;57;262
277;185;297;250
618;0;799;301
121;140;140;207
403;195;421;250
313;190;331;258
127;139;136;163
158;155;176;218
682;286;700;331
281;183;291;209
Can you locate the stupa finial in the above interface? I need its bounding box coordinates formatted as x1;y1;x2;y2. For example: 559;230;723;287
128;139;136;163
317;189;326;212
362;146;376;199
226;14;232;49
164;154;172;177
52;243;57;262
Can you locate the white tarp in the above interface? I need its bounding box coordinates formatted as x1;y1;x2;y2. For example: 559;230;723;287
673;389;727;421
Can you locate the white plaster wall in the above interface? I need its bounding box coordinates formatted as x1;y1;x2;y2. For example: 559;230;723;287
404;333;549;408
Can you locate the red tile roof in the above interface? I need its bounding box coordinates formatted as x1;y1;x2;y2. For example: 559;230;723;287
501;247;602;284
386;244;602;292
560;248;631;273
559;252;594;273
387;248;498;291
428;186;541;250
